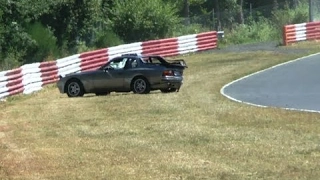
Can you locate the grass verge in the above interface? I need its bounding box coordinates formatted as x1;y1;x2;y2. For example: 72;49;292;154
1;41;320;179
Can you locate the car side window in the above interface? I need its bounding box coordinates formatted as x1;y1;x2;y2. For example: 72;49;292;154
108;58;128;70
130;59;138;68
123;58;139;69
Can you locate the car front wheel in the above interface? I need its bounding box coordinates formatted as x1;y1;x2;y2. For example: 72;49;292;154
132;77;150;94
66;80;84;97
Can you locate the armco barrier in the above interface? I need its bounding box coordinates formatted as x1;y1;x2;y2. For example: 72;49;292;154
283;21;320;45
0;31;218;99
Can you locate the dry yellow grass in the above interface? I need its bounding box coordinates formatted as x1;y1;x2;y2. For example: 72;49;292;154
1;41;320;179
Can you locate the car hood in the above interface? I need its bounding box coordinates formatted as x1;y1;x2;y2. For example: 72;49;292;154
61;70;99;78
64;70;99;77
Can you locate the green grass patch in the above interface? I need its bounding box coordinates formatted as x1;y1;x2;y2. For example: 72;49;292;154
1;41;320;179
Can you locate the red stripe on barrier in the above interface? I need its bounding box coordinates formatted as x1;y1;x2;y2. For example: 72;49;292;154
196;31;217;38
5;68;22;77
7;77;24;96
196;32;217;51
39;62;58;72
81;61;106;72
142;38;179;56
80;48;108;58
306;22;320;40
80;49;109;72
8;86;24;96
81;57;108;67
283;21;320;45
39;61;59;85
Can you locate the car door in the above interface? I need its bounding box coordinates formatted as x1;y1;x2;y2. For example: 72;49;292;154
121;58;141;89
93;57;127;91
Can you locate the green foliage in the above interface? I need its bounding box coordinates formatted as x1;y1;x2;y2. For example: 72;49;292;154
110;0;180;42
222;17;277;45
0;9;4;57
172;23;210;37
272;2;309;29
94;30;124;48
0;48;23;71
271;2;309;41
26;22;58;63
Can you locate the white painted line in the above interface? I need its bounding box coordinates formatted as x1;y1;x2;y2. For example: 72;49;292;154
220;52;320;114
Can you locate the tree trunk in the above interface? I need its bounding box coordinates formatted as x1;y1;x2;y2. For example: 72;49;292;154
214;0;221;30
183;0;190;25
237;0;244;24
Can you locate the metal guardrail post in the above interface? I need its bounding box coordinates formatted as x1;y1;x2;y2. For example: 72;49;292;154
309;0;314;22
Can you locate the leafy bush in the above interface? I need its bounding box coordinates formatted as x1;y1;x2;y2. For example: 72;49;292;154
222;17;277;45
172;23;210;37
26;22;58;63
0;48;23;71
110;0;180;42
94;30;124;48
271;2;308;37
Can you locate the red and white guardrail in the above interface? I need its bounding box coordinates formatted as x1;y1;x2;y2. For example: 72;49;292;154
0;31;218;99
283;21;320;45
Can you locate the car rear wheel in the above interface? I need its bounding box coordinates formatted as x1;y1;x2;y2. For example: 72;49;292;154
66;79;84;97
132;77;150;94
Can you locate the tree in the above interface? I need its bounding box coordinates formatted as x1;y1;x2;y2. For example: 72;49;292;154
238;0;244;24
110;0;180;42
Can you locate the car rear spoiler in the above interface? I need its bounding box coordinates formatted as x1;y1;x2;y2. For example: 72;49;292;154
166;59;188;68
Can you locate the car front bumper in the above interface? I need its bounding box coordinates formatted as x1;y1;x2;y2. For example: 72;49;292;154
56;79;65;93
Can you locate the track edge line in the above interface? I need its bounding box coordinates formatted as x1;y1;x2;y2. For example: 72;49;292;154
220;52;320;114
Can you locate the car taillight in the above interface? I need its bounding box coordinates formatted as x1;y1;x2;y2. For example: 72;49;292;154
162;70;174;76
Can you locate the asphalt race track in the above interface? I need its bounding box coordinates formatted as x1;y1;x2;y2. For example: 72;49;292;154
221;53;320;113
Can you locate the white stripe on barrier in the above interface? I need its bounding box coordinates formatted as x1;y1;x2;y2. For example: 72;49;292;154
56;54;81;68
57;57;81;76
0;70;10;83
0;76;8;83
177;35;200;55
294;23;307;28
0;92;9;99
21;64;42;94
22;73;42;85
108;42;142;58
177;34;197;41
0;70;8;77
296;37;307;41
295;26;307;31
0;86;9;94
58;64;82;77
108;42;142;51
0;81;8;89
178;48;199;55
23;82;43;94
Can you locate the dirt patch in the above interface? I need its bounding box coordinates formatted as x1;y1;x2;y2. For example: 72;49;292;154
0;132;4;138
0;125;10;132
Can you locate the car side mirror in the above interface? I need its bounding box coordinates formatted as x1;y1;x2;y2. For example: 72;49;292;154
104;66;114;71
